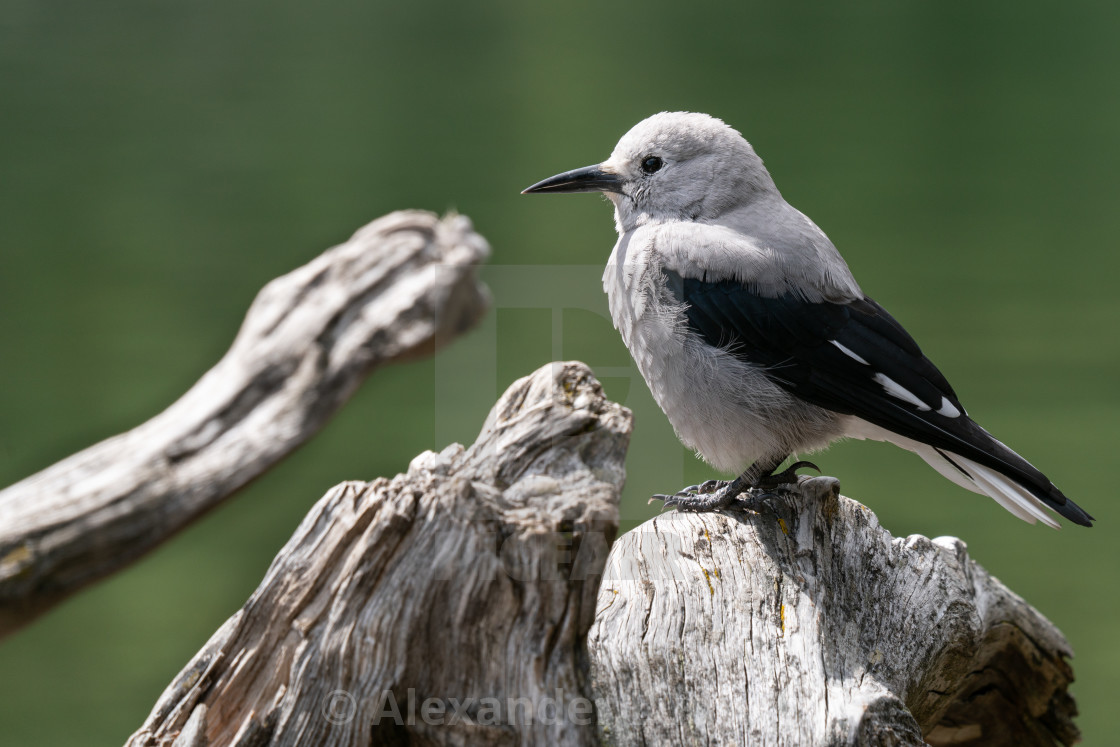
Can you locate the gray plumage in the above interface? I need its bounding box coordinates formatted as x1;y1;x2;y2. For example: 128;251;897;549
523;111;1092;528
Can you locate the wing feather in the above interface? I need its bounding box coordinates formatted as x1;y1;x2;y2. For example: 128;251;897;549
666;270;1092;526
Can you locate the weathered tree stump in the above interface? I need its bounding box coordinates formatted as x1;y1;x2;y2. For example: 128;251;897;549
126;362;630;747
0;210;490;639
588;477;1079;746
125;361;1079;746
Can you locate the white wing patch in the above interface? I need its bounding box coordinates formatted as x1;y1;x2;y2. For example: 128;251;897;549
936;397;961;418
872;373;931;411
829;339;869;365
833;341;961;417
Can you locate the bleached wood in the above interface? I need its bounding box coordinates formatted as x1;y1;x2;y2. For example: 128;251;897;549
588;476;1080;746
127;361;630;747
119;357;1076;747
0;211;489;639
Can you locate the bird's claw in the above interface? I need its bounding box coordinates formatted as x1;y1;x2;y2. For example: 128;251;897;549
649;479;729;507
650;479;740;511
649;492;694;509
649;462;818;512
752;460;819;490
680;479;728;496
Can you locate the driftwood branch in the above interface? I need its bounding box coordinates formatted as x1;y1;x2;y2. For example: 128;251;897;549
588;477;1080;746
0;210;490;639
127;361;630;747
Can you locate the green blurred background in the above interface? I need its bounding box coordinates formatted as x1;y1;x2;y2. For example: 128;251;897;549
1;1;1117;743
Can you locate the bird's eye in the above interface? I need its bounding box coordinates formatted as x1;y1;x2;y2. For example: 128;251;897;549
640;155;663;174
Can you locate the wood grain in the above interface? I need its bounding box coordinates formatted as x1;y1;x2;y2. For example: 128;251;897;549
126;361;630;747
589;477;1079;746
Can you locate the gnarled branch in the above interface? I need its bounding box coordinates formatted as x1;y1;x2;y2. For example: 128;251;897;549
0;210;489;639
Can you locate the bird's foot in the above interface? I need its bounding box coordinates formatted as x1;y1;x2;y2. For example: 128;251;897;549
750;460;820;492
650;479;742;512
649;462;820;513
651;479;728;501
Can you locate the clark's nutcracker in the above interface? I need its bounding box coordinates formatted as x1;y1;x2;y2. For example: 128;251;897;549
523;111;1092;528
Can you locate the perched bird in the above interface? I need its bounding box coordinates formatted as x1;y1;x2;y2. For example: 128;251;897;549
523;111;1092;528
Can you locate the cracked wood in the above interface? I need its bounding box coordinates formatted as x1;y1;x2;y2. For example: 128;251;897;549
126;361;629;747
588;478;1080;746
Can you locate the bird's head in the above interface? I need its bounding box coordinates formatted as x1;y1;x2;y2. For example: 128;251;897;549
523;111;777;231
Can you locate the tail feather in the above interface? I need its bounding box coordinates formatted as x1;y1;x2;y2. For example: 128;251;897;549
953;453;1060;529
914;446;1094;529
961;428;1094;527
847;418;1093;528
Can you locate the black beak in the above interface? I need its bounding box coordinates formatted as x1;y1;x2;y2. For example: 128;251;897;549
521;164;623;195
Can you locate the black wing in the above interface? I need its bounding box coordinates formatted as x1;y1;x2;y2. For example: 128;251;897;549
666;270;1092;525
